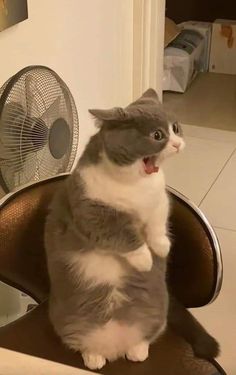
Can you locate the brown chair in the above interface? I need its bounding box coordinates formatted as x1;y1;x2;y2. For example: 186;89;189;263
0;175;225;375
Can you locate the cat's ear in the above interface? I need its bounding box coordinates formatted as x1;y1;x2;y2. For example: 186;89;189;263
141;88;159;101
88;107;128;122
128;88;160;108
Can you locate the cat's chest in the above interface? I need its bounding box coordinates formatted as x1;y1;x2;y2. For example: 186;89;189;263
79;167;166;222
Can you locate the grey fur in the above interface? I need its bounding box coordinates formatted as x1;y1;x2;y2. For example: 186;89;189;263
45;88;170;357
45;88;218;362
46;172;168;345
82;88;178;167
54;173;144;253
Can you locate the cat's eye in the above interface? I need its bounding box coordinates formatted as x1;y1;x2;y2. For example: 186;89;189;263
172;122;179;134
153;130;164;141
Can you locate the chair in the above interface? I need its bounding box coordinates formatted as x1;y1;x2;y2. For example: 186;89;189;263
0;175;226;375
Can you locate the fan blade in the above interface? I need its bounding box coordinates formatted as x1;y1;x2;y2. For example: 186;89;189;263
40;96;61;126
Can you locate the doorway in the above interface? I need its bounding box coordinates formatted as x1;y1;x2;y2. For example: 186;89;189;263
163;1;236;131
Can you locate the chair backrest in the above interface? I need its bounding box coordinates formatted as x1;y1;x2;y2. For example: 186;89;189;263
0;175;222;306
0;176;66;302
167;187;222;307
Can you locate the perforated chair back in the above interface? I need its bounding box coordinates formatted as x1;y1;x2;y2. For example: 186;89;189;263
0;176;222;307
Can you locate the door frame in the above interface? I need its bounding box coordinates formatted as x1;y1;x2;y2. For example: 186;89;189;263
133;0;166;100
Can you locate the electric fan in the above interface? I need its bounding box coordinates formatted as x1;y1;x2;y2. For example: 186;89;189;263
0;65;79;193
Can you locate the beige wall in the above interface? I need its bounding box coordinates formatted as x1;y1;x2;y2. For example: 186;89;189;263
0;0;134;316
0;0;133;154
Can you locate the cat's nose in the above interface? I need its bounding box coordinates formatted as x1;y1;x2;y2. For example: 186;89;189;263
172;142;181;151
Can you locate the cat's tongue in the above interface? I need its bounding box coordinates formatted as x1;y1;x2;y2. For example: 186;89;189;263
143;157;159;175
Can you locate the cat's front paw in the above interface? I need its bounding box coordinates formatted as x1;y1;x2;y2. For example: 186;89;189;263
82;352;106;370
150;236;170;258
124;244;153;272
126;341;149;362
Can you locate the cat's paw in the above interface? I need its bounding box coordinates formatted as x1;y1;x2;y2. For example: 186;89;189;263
126;341;149;362
124;245;153;272
150;236;170;258
82;352;106;370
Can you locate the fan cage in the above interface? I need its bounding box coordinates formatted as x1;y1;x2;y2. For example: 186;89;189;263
0;66;79;192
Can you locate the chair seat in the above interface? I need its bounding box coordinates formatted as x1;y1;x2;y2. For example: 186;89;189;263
0;302;222;375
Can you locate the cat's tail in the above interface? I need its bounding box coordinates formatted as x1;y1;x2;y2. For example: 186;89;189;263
168;295;220;360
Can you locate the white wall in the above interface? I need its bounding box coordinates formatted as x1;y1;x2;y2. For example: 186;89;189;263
0;0;133;154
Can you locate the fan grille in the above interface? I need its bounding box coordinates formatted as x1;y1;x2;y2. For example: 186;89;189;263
0;66;79;192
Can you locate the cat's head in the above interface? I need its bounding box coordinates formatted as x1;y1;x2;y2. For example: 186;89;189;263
89;89;185;177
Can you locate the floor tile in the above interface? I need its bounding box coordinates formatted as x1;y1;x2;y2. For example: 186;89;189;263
19;293;36;313
182;124;236;146
0;282;36;327
163;136;235;205
191;228;236;375
164;72;236;132
200;150;236;230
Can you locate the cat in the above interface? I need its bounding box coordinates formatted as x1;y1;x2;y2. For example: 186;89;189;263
45;88;219;370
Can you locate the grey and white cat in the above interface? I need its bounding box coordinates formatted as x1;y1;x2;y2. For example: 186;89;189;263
45;89;219;370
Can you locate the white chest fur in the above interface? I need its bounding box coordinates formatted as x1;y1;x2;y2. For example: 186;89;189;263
79;164;167;223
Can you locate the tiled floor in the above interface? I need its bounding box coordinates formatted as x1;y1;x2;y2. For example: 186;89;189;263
163;124;236;375
163;135;235;205
0;282;35;328
163;72;236;132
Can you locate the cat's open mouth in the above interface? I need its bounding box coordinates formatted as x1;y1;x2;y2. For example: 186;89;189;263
143;156;159;175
